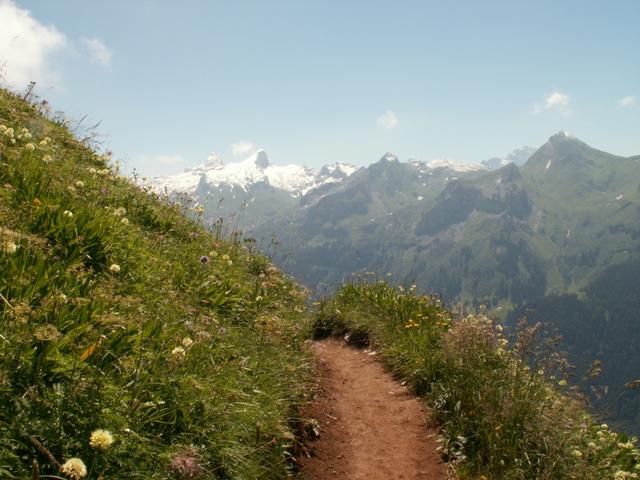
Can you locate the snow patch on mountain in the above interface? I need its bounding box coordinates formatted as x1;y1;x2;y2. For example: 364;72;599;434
150;150;358;197
425;158;485;172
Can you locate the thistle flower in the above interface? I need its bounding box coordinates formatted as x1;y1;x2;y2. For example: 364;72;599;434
169;449;203;479
60;458;87;479
89;429;114;450
109;263;121;273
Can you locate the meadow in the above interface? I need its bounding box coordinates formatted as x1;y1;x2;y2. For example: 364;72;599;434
0;87;312;478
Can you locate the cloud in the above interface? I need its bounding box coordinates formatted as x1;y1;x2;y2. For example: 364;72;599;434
82;37;112;66
231;141;257;157
617;95;636;108
377;110;399;129
0;0;67;88
532;90;571;116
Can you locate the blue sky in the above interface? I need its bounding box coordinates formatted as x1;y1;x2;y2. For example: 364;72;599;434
1;0;639;176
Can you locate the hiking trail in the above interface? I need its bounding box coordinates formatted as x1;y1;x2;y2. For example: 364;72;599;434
299;338;449;479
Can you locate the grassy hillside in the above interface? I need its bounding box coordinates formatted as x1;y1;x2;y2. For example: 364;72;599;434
0;88;311;478
313;281;640;479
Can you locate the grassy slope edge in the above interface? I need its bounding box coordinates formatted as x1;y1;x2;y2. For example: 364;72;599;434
0;88;311;479
313;281;640;480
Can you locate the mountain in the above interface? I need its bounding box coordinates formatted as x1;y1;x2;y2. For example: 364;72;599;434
481;146;537;170
251;133;640;433
150;150;358;229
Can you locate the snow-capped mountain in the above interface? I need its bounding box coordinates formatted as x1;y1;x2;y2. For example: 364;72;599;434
151;150;358;198
481;146;537;170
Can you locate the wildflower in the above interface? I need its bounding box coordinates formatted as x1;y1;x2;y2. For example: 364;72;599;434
558;379;568;386
171;346;186;358
588;442;596;449
42;154;53;163
227;260;233;266
182;337;194;348
255;295;263;302
60;458;87;479
2;127;14;137
68;185;76;193
195;204;205;214
169;449;203;478
209;250;218;257
109;264;121;273
43;136;52;143
34;324;61;341
0;124;5;132
571;449;582;458
222;254;230;261
495;324;504;332
32;198;42;206
25;143;36;151
75;180;84;188
88;167;97;174
498;338;508;348
39;140;48;147
199;255;209;264
1;241;17;254
89;429;114;450
121;217;129;225
113;207;126;217
63;210;73;218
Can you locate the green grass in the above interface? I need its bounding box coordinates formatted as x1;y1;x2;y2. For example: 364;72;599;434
313;280;640;479
0;88;312;479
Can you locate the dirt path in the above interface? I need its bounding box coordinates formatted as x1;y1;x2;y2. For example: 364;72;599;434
299;338;448;480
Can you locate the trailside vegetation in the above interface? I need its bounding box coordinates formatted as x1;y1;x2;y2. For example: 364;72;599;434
313;281;640;479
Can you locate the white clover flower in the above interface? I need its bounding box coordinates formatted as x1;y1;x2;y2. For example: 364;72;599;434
39;140;48;147
25;143;36;151
121;217;129;225
172;346;186;358
109;263;121;273
3;127;14;137
209;250;218;257
89;429;114;450
42;154;53;163
89;168;97;174
60;458;87;479
182;337;194;348
227;260;233;266
75;180;84;188
44;136;52;143
571;449;582;458
0;124;6;132
1;241;17;254
63;210;73;218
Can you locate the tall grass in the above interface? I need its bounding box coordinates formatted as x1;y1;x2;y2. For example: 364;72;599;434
0;88;311;478
313;281;640;479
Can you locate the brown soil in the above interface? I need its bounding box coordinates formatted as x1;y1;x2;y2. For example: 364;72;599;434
298;338;449;480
